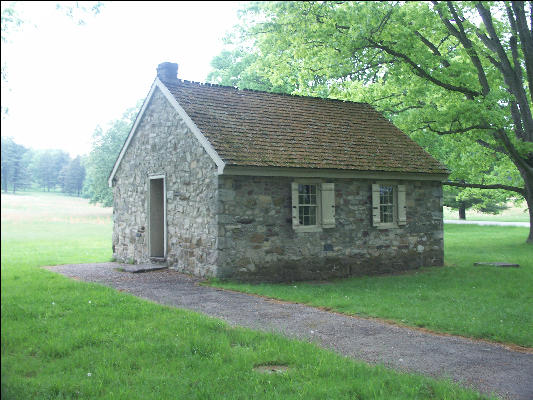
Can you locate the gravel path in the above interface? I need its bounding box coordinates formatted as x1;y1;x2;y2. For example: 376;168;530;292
47;263;533;400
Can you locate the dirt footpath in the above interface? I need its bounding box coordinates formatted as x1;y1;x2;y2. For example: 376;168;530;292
47;263;533;400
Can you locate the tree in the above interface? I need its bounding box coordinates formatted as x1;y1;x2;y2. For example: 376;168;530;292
208;49;295;93
62;156;86;196
30;149;70;191
411;128;521;219
210;1;533;242
444;185;510;219
84;103;141;206
1;136;31;193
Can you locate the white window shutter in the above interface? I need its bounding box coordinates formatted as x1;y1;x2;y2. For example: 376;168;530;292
321;182;335;228
372;183;380;226
397;184;407;225
291;182;299;228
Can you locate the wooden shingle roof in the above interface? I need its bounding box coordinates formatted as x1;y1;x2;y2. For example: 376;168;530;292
160;78;448;175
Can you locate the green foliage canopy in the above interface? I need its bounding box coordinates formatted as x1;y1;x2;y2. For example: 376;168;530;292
84;103;141;207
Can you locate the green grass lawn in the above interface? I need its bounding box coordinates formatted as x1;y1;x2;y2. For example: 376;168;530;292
443;202;529;222
1;192;489;398
210;225;533;348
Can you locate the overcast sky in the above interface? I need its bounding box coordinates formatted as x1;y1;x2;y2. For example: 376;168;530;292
1;1;243;157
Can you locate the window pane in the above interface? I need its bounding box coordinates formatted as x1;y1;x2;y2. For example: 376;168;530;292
298;205;317;226
297;184;318;226
379;185;395;223
298;184;317;205
309;212;316;225
381;205;394;223
380;185;393;204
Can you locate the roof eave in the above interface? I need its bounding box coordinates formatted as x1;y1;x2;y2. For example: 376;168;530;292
220;165;450;182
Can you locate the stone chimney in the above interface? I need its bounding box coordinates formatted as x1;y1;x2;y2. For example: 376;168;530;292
157;62;178;81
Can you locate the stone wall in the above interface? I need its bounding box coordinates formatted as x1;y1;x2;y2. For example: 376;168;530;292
112;88;219;277
216;175;444;282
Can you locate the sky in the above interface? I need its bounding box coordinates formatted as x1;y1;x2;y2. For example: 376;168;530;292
1;1;244;157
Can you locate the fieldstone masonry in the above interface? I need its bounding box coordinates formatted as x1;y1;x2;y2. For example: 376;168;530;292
216;175;443;282
112;88;218;277
112;87;444;282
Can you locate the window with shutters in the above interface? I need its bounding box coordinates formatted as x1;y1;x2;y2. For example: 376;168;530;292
372;183;406;228
292;182;335;231
379;185;395;223
298;184;318;226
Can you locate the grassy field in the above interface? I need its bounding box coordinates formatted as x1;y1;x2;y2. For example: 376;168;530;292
1;192;112;266
210;225;533;348
1;192;489;399
443;202;529;222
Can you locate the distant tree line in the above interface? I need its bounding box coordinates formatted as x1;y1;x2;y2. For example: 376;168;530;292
1;137;86;196
1;101;140;205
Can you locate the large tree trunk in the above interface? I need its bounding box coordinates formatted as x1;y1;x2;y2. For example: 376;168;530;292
524;175;533;244
458;203;466;220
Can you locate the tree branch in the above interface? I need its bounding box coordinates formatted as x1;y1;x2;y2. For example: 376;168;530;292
379;103;425;115
530;1;533;37
432;1;490;95
414;30;450;67
443;181;526;196
366;38;481;98
495;129;533;175
476;2;533;140
335;23;350;31
510;101;526;140
511;1;533;100
370;5;395;37
476;139;506;154
483;52;503;72
371;93;404;103
425;123;490;135
475;29;498;53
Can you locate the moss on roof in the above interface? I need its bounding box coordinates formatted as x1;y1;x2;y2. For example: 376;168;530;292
161;79;448;175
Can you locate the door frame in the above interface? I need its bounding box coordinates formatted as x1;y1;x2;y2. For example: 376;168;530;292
148;174;167;259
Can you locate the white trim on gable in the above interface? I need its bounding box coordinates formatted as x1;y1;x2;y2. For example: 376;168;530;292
108;78;226;187
154;78;225;174
108;80;157;187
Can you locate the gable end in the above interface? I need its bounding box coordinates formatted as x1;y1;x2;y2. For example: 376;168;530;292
108;78;225;187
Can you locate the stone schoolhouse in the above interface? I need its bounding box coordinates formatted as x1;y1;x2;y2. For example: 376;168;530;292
108;62;449;281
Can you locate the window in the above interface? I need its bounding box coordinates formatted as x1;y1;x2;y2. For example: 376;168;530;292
298;184;318;226
379;185;395;223
372;183;406;227
292;182;335;231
